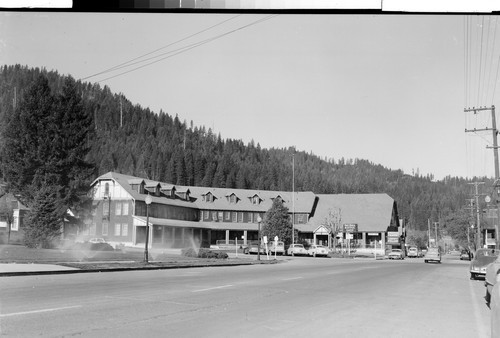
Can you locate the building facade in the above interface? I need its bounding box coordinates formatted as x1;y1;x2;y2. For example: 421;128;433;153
84;172;401;251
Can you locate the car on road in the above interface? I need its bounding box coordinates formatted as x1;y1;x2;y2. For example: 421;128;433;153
388;249;404;260
307;244;329;257
424;247;441;263
407;247;419;258
268;241;285;255
460;250;471;261
470;248;498;280
287;244;307;256
244;243;265;255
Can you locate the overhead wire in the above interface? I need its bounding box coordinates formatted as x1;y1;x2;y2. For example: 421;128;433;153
84;14;278;84
82;14;243;81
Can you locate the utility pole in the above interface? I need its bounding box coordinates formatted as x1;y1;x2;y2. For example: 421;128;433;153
465;106;500;250
291;150;295;245
428;219;431;248
434;222;439;249
120;94;123;128
468;181;485;249
466;199;475;251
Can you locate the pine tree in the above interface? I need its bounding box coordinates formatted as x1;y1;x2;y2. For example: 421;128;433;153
262;198;294;247
1;75;95;248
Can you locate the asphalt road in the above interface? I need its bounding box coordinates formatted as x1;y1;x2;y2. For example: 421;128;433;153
0;254;491;337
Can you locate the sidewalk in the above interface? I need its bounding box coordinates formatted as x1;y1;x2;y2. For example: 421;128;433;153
0;245;279;277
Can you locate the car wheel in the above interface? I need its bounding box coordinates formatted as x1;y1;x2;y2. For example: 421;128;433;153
292;252;295;256
425;260;428;263
313;252;316;257
471;273;476;280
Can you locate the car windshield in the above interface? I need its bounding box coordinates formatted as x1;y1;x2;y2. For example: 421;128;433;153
294;244;304;248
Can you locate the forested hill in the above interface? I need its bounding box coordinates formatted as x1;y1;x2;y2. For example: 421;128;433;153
0;65;486;231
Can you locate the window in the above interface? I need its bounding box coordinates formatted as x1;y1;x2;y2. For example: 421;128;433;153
238;212;243;222
212;211;218;221
123;202;129;215
122;224;128;236
225;211;231;221
297;214;304;224
218;211;223;221
230;194;237;203
11;214;19;231
103;200;109;216
203;210;209;220
232;212;237;222
252;196;260;205
114;223;121;236
102;222;108;236
115;202;122;216
104;182;109;197
248;212;253;223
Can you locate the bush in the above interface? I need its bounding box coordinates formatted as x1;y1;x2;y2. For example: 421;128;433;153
181;248;198;257
181;248;228;259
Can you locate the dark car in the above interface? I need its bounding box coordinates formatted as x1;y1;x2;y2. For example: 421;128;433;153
470;248;498;280
460;250;471;261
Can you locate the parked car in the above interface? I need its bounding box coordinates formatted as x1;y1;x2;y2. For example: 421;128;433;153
460;250;471;261
388;249;404;260
485;256;500;305
245;243;265;255
470;248;498;280
491;271;500;336
424;247;441;263
407;247;419;258
307;244;329;257
287;244;307;256
268;241;285;255
88;238;106;244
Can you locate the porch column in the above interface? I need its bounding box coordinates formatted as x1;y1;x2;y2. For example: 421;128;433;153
381;231;386;250
243;230;248;245
225;230;230;245
362;232;366;248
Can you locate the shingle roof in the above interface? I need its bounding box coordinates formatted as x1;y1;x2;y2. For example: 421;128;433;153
299;193;397;233
92;172;317;213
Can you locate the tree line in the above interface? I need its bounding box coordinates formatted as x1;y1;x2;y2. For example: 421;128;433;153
0;65;491;247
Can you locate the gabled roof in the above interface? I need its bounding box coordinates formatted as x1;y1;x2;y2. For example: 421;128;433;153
92;172;317;213
299;193;397;233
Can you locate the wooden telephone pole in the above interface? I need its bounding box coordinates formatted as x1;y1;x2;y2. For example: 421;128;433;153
465;106;499;249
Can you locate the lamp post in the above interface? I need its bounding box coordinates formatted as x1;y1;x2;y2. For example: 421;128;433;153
144;194;152;263
257;216;262;261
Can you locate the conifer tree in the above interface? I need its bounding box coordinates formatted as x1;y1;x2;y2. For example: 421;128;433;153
262;198;294;247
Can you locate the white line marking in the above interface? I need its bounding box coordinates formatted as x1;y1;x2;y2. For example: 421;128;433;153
0;305;82;318
192;285;233;293
469;280;489;338
282;277;303;281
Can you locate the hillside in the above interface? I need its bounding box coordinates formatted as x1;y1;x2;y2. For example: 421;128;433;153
0;65;487;232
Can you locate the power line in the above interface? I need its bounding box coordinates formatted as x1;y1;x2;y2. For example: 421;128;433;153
85;15;278;84
82;14;242;81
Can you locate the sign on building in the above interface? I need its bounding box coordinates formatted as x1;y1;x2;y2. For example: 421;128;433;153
387;231;399;244
343;224;358;233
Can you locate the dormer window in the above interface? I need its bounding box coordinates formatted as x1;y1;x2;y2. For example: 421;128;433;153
250;194;261;205
203;192;216;203
227;193;238;204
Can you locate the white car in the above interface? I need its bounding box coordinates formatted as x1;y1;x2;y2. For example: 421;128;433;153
287;244;307;256
307;244;329;257
88;238;106;244
388;249;404;260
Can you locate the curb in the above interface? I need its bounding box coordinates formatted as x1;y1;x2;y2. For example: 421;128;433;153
0;259;281;277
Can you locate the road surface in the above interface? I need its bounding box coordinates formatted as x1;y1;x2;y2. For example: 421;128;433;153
0;254;491;337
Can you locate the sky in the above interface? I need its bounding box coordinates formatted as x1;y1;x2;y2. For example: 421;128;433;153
1;10;500;180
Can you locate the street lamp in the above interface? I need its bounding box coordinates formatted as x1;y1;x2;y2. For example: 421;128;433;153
257;216;262;261
144;194;152;263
